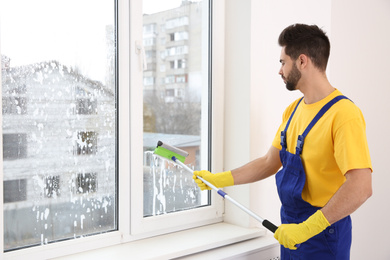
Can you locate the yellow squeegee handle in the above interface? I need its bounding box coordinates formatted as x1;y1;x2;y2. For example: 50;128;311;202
172;156;278;233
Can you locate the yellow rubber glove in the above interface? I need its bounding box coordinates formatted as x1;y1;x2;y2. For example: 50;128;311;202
274;210;330;250
193;170;234;190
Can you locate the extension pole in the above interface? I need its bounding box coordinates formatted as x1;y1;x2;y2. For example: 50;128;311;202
172;157;278;233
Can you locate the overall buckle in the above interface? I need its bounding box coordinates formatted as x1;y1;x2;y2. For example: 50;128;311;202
296;135;304;155
280;131;287;149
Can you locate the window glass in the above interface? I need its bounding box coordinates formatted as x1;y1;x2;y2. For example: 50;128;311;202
1;0;117;251
143;0;210;217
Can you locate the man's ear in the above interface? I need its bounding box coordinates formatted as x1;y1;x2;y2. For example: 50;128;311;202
298;54;308;69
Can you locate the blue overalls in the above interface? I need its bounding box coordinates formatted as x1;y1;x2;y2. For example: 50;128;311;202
275;96;352;260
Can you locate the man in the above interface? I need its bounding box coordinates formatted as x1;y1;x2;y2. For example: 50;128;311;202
193;24;372;259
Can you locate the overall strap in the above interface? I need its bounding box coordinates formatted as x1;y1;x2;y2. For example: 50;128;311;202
280;97;304;150
295;95;351;155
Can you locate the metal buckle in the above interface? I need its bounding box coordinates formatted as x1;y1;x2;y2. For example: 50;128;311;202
296;135;304;154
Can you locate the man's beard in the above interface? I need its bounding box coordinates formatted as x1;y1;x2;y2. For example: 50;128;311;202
284;63;301;91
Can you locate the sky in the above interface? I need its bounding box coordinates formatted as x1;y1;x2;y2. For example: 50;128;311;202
0;0;199;83
143;0;182;14
1;0;114;82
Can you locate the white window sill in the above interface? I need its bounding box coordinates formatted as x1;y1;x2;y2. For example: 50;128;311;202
54;223;278;260
179;234;279;260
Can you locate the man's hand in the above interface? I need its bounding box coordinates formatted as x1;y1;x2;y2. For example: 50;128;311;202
274;210;330;250
193;170;234;190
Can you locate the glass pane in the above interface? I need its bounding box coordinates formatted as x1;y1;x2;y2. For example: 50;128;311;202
1;0;117;251
142;0;210;217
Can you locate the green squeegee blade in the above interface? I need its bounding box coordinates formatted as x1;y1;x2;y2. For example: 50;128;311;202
154;146;186;163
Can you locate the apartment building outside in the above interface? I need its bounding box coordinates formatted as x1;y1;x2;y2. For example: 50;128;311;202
2;57;116;250
142;1;205;217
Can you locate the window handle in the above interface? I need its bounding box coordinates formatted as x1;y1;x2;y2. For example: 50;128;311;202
135;40;147;71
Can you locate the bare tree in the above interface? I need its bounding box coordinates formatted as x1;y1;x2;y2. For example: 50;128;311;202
144;90;201;135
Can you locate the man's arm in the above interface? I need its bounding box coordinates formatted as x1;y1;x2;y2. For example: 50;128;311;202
231;146;282;185
321;168;372;224
274;167;372;250
193;146;282;190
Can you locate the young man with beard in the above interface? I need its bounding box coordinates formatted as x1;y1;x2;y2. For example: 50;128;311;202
193;24;372;259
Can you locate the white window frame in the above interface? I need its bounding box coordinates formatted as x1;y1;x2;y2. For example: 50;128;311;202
130;0;225;238
0;0;225;258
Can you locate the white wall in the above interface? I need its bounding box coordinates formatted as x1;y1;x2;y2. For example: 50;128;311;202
223;0;252;227
330;1;390;259
224;0;390;259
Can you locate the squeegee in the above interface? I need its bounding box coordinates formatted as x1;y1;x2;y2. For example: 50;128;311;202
154;140;278;233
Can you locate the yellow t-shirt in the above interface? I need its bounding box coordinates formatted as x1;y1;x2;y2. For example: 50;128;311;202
272;89;372;207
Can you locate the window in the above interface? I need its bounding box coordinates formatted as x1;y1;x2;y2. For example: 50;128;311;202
170;31;189;41
74;131;98;155
165;75;175;84
3;179;27;203
142;0;211;219
2;97;27;115
75;98;97;115
165;74;187;84
176;75;187;83
160;50;167;60
44;176;61;198
170;59;187;69
145;62;156;71
166;45;189;56
143;37;156;46
145;50;156;58
143;23;157;35
165;89;175;97
143;76;155;86
0;0;223;258
3;133;27;160
1;0;117;252
166;16;189;29
75;173;97;194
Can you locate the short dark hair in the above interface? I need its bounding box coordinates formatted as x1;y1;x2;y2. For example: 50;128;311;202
278;24;330;71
